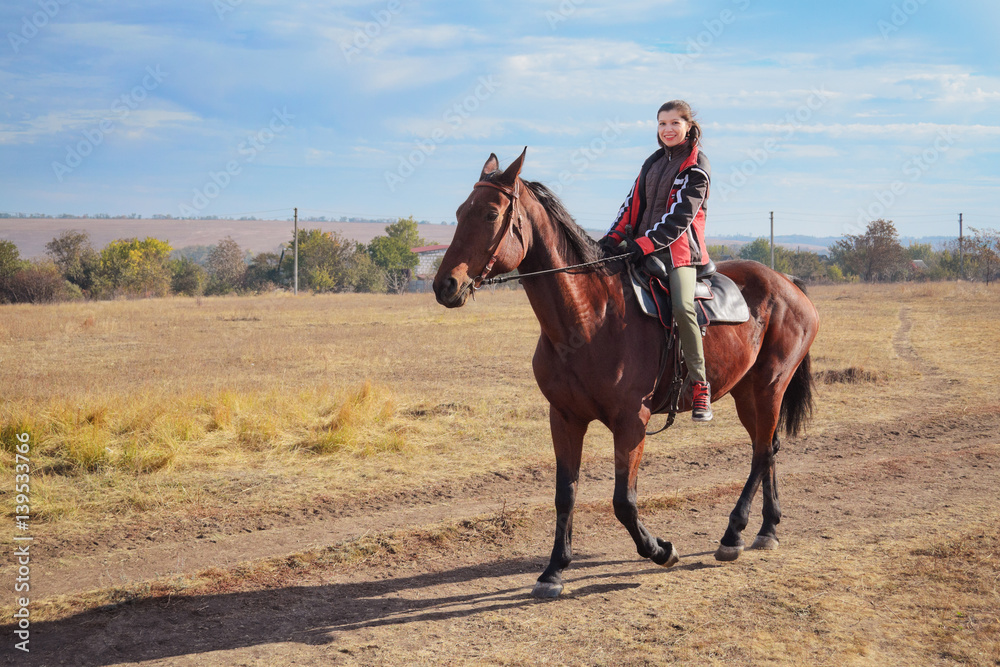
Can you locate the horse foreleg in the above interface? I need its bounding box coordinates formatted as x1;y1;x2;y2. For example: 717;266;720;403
612;421;679;568
533;406;587;599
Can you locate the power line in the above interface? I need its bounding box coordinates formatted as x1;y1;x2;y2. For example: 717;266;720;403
193;207;294;219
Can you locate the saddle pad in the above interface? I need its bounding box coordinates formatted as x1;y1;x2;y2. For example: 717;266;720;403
629;266;750;326
697;272;751;324
629;265;659;316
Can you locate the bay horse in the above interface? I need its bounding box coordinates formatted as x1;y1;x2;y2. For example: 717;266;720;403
433;149;819;598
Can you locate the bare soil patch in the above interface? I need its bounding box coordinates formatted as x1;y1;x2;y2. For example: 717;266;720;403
815;367;888;384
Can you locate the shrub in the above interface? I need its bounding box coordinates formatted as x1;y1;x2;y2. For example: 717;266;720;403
307;267;338;293
91;237;173;299
0;241;25;303
367;216;425;294
829;219;908;282
45;229;97;291
347;251;387;293
0;239;27;279
2;261;74;304
205;237;247;294
738;237;791;273
283;230;387;293
171;257;207;296
244;252;283;293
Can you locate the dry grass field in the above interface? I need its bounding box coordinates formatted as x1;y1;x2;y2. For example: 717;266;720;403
2;279;999;666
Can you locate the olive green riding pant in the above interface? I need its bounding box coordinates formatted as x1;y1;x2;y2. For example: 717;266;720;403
669;266;707;383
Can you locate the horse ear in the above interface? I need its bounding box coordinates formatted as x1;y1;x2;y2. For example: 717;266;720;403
479;153;499;181
498;147;527;186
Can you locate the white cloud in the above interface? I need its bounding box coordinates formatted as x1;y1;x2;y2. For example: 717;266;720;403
321;22;489;63
354;54;472;92
710;122;1000;139
897;72;1000;103
536;0;682;26
776;144;841;158
0;108;200;145
50;21;175;51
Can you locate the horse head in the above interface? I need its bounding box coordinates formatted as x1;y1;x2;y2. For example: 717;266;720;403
433;148;532;308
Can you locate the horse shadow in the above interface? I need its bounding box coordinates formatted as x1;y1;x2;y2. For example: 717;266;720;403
5;553;702;665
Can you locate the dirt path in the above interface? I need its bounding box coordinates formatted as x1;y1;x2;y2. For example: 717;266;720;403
9;408;999;665
7;305;1000;665
27;404;995;601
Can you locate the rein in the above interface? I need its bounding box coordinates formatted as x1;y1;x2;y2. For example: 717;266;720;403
470;180;525;290
468;183;679;434
478;254;628;287
471;178;628;291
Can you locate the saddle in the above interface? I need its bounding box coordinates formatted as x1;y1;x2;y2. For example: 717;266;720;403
628;257;750;332
627;256;750;436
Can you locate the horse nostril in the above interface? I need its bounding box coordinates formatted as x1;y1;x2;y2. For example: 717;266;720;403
434;275;468;308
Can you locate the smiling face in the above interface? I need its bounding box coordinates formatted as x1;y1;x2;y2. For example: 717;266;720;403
658;109;691;149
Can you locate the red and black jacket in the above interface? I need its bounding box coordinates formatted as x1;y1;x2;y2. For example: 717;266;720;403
605;143;711;269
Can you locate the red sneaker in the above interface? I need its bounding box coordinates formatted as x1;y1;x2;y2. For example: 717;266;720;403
692;381;713;422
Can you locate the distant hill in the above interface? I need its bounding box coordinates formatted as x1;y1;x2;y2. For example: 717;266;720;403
688;233;956;255
707;235;833;255
581;230;832;255
0;218;458;259
0;217;959;260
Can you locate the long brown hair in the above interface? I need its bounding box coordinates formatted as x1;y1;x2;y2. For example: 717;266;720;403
657;100;702;148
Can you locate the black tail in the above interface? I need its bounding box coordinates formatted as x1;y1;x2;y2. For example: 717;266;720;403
776;273;814;437
778;351;814;438
784;274;808;295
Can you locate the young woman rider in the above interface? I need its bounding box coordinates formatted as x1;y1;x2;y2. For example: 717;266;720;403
598;100;714;421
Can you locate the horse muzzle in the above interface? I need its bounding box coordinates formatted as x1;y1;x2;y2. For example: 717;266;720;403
433;275;472;308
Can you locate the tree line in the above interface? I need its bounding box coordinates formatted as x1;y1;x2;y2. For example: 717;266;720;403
3;217;997;304
714;220;999;284
0;217;428;304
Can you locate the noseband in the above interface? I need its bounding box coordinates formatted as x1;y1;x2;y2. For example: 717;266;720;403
471;179;526;290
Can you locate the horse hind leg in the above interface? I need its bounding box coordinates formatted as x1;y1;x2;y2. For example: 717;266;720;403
752;347;814;551
715;458;767;561
749;432;781;551
716;388;780;561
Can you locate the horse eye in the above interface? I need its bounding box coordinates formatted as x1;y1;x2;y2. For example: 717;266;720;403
487;211;499;222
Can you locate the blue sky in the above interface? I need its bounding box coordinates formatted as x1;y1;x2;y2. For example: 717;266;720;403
1;0;998;238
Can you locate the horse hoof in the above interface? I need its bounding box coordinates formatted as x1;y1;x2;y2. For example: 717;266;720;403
653;539;680;568
714;544;744;561
750;535;779;551
531;581;564;598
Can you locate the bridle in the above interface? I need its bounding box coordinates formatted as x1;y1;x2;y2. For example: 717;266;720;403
470;179;527;290
467;177;630;291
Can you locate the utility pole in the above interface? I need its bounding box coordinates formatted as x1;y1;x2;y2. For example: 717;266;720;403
770;211;775;269
293;207;299;295
959;212;964;280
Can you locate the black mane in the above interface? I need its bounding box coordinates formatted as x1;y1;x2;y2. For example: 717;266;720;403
482;171;601;266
